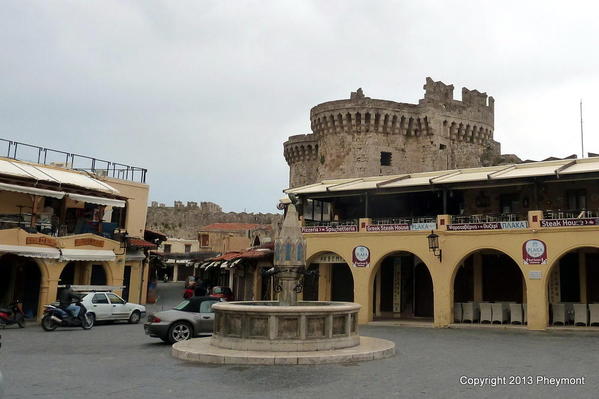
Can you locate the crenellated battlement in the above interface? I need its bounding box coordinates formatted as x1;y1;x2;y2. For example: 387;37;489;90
284;78;501;188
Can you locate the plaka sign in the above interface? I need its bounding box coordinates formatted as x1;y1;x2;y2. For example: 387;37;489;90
352;246;370;267
523;239;547;265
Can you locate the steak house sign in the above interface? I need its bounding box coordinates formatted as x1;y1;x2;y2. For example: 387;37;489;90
540;218;599;228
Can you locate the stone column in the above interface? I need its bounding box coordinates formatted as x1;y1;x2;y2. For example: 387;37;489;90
579;251;587;303
473;253;483;302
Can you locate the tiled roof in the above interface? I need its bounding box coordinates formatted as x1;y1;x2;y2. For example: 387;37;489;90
128;238;157;248
209;247;273;262
199;223;270;232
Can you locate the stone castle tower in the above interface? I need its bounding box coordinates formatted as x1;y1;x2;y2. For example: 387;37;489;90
283;77;503;188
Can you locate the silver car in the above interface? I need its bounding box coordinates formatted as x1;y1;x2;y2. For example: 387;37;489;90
144;296;220;344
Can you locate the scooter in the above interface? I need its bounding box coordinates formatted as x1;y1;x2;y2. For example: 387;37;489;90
0;301;25;329
41;299;93;331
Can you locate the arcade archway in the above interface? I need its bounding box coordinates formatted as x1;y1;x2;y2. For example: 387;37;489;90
0;254;42;318
372;251;433;320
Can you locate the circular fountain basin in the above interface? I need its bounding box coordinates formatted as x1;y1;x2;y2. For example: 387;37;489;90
211;301;360;352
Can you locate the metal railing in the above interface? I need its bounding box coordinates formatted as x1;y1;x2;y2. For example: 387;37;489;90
0;138;147;183
451;213;525;224
371;216;436;225
303;219;358;227
543;209;599;219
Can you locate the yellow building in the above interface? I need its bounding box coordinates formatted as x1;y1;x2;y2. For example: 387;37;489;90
198;223;272;253
0;140;151;319
285;157;599;331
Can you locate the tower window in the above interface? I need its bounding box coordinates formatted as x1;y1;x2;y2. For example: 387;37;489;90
380;152;392;166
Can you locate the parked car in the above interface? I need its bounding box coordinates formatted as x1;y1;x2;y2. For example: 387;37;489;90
81;292;146;324
209;286;234;301
144;296;221;344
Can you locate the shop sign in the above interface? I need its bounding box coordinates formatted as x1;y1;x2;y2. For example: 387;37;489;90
312;252;346;264
523;239;547;265
540;218;599;228
26;236;57;246
352;246;370;267
301;225;358;233
75;238;105;247
447;221;528;231
365;222;437;232
528;271;542;280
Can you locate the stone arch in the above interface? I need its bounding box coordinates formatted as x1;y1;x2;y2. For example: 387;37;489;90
306;250;354;302
369;249;434;320
451;247;527;324
0;254;47;318
545;244;599;325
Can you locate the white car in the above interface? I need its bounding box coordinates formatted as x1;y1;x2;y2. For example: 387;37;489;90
80;292;146;324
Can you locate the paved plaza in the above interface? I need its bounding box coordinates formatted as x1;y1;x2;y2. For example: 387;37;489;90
1;284;598;399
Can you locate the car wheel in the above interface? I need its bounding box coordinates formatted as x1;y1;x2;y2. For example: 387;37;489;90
87;313;96;325
168;321;193;344
128;310;141;324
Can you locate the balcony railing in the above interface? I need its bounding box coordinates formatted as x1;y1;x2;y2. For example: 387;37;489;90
304;219;358;227
371;216;436;225
451;213;524;224
542;209;599;219
0;138;147;183
0;213;117;239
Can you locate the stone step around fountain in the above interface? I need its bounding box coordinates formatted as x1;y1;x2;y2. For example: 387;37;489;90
172;336;395;365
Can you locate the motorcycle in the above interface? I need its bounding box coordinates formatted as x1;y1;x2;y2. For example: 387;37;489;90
41;299;93;331
0;300;25;329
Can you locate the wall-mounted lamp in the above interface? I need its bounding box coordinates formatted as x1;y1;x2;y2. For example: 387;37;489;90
427;231;442;262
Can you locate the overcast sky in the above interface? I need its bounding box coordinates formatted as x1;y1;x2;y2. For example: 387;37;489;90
1;1;598;212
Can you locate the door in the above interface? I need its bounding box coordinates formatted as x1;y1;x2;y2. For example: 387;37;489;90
90;293;112;320
122;266;132;302
197;300;218;333
106;293;129;320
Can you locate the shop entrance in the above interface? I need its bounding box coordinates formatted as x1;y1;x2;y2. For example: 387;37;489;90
331;263;353;302
374;252;433;320
547;247;599;326
0;254;42;318
453;250;526;324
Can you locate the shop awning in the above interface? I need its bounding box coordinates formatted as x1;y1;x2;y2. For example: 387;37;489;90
67;193;126;208
220;261;229;269
125;250;146;261
0;182;65;199
0;244;60;259
60;249;116;261
230;258;243;268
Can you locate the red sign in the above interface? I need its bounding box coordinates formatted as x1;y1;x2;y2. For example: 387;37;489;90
540;218;598;228
75;238;105;247
301;225;358;233
523;239;547;265
352;246;370;267
26;237;57;246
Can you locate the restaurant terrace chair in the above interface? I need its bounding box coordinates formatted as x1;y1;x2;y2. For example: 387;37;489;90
479;303;492;324
564;302;576;324
462;302;479;323
574;304;589;326
509;303;523;324
589;304;599;326
523;304;527;324
491;303;509;324
454;302;463;323
552;304;566;325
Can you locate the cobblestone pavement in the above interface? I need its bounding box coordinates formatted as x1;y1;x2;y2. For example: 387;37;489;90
1;283;598;399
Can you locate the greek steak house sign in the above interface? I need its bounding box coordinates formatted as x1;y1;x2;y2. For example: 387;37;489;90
523;239;547;265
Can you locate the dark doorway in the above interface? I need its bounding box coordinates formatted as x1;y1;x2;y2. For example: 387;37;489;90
59;262;76;285
331;264;354;302
454;257;474;303
122;266;132;301
414;263;434;317
0;255;41;318
302;263;319;301
91;265;107;285
559;252;580;302
587;253;599;303
482;254;523;303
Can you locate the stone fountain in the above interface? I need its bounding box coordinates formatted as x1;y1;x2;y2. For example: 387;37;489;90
172;205;394;365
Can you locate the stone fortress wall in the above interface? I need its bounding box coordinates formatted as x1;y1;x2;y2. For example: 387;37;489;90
284;77;511;188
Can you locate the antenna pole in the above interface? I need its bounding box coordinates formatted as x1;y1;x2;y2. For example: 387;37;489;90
580;99;584;159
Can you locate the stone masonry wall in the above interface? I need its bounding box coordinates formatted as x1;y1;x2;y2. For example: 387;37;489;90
283;78;504;188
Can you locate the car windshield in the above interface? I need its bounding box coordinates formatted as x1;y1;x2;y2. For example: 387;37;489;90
173;300;190;310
